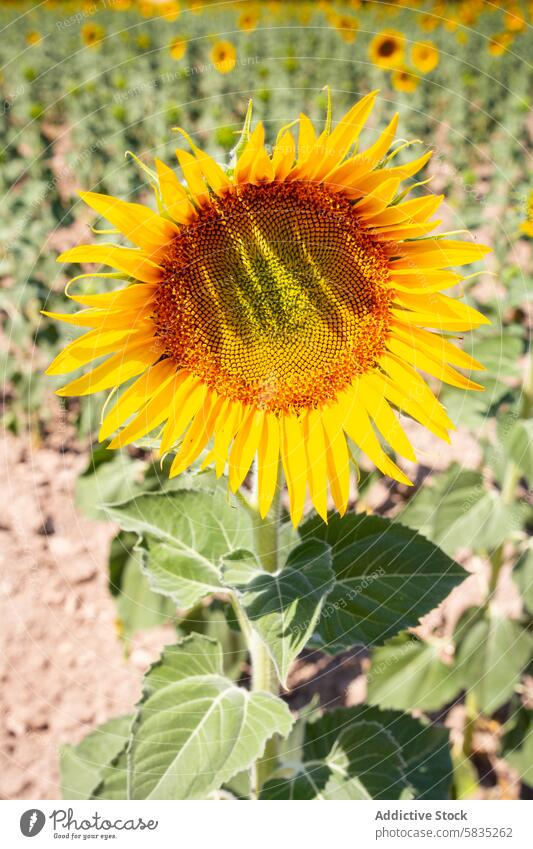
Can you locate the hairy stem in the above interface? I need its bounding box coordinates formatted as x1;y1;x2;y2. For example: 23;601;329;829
249;470;283;797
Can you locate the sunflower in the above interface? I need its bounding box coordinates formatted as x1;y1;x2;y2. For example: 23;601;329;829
487;32;513;56
81;23;105;48
169;36;187;60
391;67;419;93
46;94;489;525
369;30;405;69
411;41;439;73
238;9;259;32
26;30;42;46
331;13;359;44
211;40;237;74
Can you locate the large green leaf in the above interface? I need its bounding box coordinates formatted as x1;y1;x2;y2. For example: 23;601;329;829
115;546;176;637
367;634;462;713
60;715;132;800
454;610;533;714
507;420;533;482
300;513;464;651
262;706;408;800
375;710;453;800
399;466;529;557
262;706;453;800
106;488;254;609
223;540;334;687
129;634;293;799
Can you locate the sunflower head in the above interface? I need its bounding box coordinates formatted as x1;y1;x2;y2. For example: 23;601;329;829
170;36;187;60
81;22;105;48
211;40;237;74
238;9;259;32
369;30;405;69
46;93;489;525
391;67;419;93
411;41;439;73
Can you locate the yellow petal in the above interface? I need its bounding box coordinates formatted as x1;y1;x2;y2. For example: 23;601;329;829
46;326;152;375
321;405;351;516
169;392;225;477
175;147;209;203
358;374;416;461
391;323;485;372
159;375;208;454
272;130;296;180
303;410;329;522
342;387;413;486
386;336;484;390
228;407;264;491
280;415;308;526
58;245;164;284
376;354;454;433
108;369;185;449
79;191;179;255
388;238;491;268
154;158;197;224
257;413;280;518
212;400;244;476
65;282;157;309
56;343;160;397
99;359;176;441
234;123;266;184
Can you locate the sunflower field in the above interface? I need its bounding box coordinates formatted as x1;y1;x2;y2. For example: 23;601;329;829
1;0;533;809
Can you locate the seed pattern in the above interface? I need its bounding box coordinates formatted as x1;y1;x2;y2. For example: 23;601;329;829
154;181;393;414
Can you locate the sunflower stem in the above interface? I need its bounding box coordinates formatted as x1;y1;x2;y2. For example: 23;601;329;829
248;468;284;797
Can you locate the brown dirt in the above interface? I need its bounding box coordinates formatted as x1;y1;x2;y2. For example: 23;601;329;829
0;428;175;800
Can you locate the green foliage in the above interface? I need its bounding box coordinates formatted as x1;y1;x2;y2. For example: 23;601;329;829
367;634;462;713
300;513;465;650
128;634;293;800
223;540;335;687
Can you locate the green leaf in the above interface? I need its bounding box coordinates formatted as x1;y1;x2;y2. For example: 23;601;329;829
507;420;533;482
454;610;533;714
116;546;176;637
513;549;533;616
262;706;409;800
60;715;132;800
367;634;462;712
262;706;453;800
300;513;465;651
223;540;334;686
106;487;254;609
129;634;293;799
75;447;145;520
375;710;453;800
399;466;529;557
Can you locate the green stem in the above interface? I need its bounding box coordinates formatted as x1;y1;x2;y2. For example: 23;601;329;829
249;470;283;797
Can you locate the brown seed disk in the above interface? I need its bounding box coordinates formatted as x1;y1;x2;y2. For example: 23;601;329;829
153;180;393;414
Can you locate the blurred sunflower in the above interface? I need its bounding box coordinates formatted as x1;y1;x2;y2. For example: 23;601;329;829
369;30;405;69
411;41;439;73
169;36;187;60
391;67;419;93
26;30;42;46
238;9;259;32
81;23;104;48
46;94;489;524
211;40;237;73
331;13;359;44
488;32;513;55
